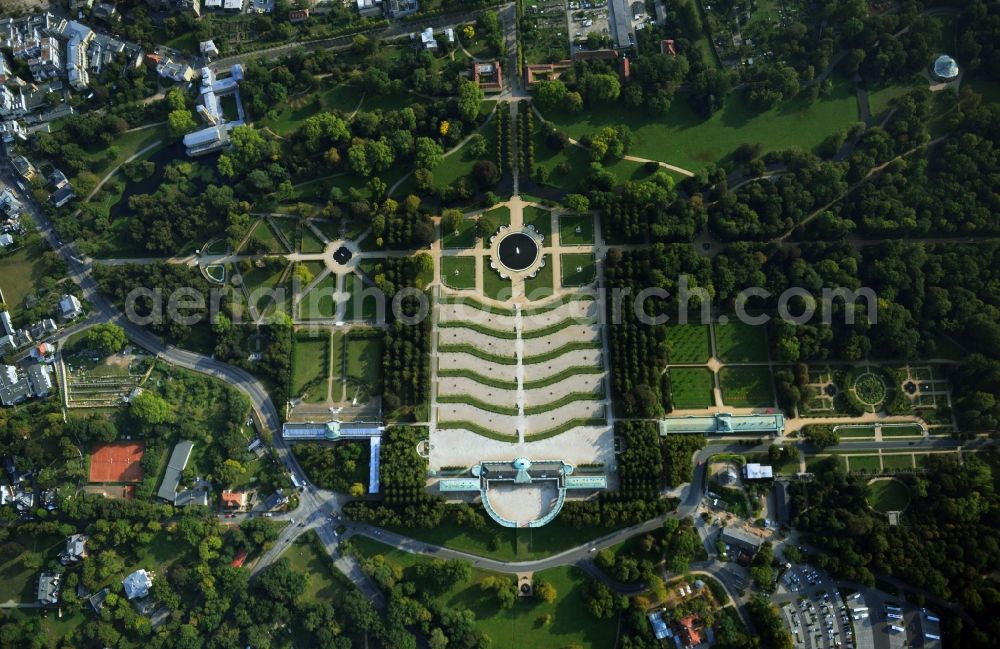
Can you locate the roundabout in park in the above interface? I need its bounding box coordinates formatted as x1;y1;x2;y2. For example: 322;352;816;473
497;232;539;271
487;224;545;279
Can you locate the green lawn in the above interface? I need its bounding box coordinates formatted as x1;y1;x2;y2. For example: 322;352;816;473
558;214;594;245
668;367;715;410
532;127;593;192
300;226;326;253
847;454;882;473
345;332;382;395
283;531;349;601
261;82;366;135
881;454;916;471
522;205;552;237
292;333;329;397
0;533;61;603
719;366;774;408
352;537;616;649
427;115;498;193
547;77;860;170
241;259;289;315
442;256;477;290
881;424;923;437
246;219;287;254
667;324;712;364
867;478;910;511
442;217;477;249
559;253;596;287
0;241;58;319
524;255;553;300
343;274;380;321
299;273;337;320
480;206;511;235
483;263;514;301
714;321;769;363
837;425;876;438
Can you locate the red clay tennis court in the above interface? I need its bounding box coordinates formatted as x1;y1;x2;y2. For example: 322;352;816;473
89;442;145;483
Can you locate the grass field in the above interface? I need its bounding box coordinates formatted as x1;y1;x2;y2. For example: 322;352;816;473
523;205;552;237
246;219;287;254
483;264;514;301
881;424;923;437
847;454;882;473
442;217;477;249
343;274;380;321
442;256;477;290
667;324;711;364
0;241;57;319
837;426;876;438
242;259;289;315
668;367;715;409
714;321;769;363
547;77;859;170
0;533;61;603
283;531;349;601
300;226;326;253
558;214;594;245
806;454;845;474
867;478;910;511
298;273;337;319
559;253;595;287
352;537;615;649
345;332;382;396
261;82;365;135
719;366;773;408
480;206;512;235
524;255;553;300
292;333;329;397
881;454;916;471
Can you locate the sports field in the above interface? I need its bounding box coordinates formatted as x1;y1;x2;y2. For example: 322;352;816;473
89;442;145;483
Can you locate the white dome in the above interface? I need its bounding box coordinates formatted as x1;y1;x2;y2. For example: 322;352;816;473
933;55;959;80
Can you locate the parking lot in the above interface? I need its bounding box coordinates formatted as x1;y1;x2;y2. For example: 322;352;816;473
566;0;609;50
776;565;862;649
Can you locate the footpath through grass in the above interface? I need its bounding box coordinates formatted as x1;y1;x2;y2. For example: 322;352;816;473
547;78;859;170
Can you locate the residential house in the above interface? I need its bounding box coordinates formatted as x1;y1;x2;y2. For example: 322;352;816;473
30;319;58;340
174;487;209;507
36;572;61;605
11;155;36;181
156;58;197;83
0;51;11;84
0;119;27;143
27;363;53;396
87;587;109;613
59;294;83;320
70;0;96;10
92;3;118;22
660;39;676;56
419;27;437;49
62;21;95;91
221;490;247;509
288;9;309;23
122;569;152;600
50;168;68;188
59;534;88;564
671;614;705;648
200;40;219;58
356;0;382;17
0;188;22;219
27;36;62;82
0;364;32;405
261;488;288;511
2;310;18;337
0;233;12;248
0;85;28;118
30;341;53;361
743;463;773;480
384;0;418;18
51;185;76;207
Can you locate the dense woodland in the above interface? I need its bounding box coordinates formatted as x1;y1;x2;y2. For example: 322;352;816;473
792;453;1000;647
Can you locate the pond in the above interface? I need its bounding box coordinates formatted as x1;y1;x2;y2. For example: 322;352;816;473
497;232;538;271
